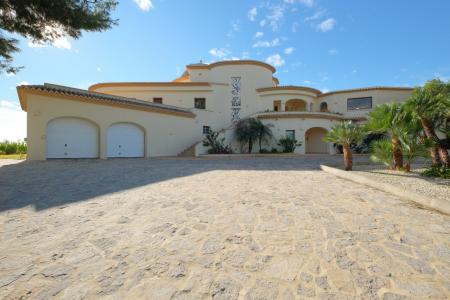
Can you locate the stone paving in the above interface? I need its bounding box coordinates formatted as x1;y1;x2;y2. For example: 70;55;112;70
0;157;449;299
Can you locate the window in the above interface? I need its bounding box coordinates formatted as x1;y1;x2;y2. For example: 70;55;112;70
347;97;372;111
203;126;210;135
195;98;206;109
320;102;328;112
286;130;295;140
273;100;281;112
153;97;163;104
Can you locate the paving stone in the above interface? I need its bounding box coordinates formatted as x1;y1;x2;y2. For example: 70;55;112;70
210;276;241;300
202;237;225;254
382;292;409;300
297;282;316;297
169;262;187;278
1;157;449;298
246;279;279;300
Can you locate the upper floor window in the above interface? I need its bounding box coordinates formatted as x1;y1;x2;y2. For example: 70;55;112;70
320;102;328;112
195;98;206;109
286;130;295;140
153;97;163;104
347;97;372;111
203;126;211;135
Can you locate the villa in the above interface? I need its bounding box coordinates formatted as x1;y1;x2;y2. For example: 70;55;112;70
17;60;414;160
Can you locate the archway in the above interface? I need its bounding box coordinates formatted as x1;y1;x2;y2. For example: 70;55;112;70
47;117;99;158
305;127;329;154
107;123;145;158
285;99;307;112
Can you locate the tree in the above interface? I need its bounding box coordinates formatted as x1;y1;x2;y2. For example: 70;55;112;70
406;79;450;167
0;0;118;74
398;131;431;172
324;121;365;171
253;119;273;152
365;103;406;170
235;118;260;153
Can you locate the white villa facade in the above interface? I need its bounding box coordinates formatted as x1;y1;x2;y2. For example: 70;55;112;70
17;60;414;160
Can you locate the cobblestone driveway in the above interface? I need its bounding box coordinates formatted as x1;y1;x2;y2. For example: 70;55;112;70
0;157;449;299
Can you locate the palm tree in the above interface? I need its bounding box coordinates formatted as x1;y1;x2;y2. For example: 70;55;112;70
324;121;365;171
406;79;450;167
398;130;431;172
370;139;394;169
253;119;273;152
235;118;260;153
365;103;406;170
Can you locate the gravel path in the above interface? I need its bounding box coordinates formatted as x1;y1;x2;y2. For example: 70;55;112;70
0;157;449;299
352;164;450;204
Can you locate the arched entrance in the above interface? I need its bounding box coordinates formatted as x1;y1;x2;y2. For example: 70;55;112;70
285;99;307;111
107;123;145;158
305;127;329;154
47;117;99;158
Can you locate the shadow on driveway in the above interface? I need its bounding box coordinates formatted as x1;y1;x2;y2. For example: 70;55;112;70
0;155;368;212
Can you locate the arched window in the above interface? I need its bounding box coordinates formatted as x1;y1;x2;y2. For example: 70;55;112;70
320;102;328;112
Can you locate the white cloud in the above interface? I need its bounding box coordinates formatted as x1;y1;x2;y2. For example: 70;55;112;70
248;7;257;21
53;36;71;49
285;0;314;6
266;6;285;31
231;21;240;31
259;19;267;27
0;100;26;141
97;67;102;72
317;18;336;32
209;48;231;59
328;49;338;55
303;80;312;84
255;31;264;38
266;54;285;67
27;26;72;50
133;0;153;11
284;47;294;54
304;10;325;22
18;81;29;86
5;72;15;77
253;38;280;48
241;51;250;59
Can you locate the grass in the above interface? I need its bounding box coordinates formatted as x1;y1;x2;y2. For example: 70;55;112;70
0;154;27;160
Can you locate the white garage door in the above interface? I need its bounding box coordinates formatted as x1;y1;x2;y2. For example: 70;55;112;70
47;118;99;158
107;123;144;158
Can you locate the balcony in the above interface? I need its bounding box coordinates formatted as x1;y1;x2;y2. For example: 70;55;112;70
257;110;345;121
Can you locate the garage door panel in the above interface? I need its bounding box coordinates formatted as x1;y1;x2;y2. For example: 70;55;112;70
107;123;144;158
47;118;99;158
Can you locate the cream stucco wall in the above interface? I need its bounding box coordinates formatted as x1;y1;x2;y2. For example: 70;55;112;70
26;94;200;160
23;61;417;159
318;89;413;118
258;117;337;154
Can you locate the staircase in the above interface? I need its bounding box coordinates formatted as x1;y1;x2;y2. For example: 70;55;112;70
178;143;197;157
177;113;261;157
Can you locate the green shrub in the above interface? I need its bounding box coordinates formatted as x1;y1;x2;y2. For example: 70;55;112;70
421;166;450;179
259;148;270;153
278;137;301;153
0;140;27;155
202;131;233;154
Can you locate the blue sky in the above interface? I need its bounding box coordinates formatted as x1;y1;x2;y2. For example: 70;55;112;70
1;0;450;140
